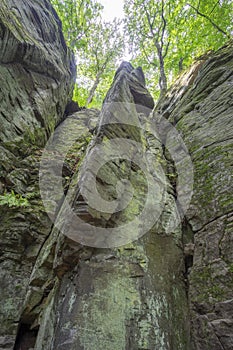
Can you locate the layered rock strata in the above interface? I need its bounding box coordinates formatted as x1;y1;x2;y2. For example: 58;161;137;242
0;1;75;348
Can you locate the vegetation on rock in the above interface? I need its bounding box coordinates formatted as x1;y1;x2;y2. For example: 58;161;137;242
0;190;29;208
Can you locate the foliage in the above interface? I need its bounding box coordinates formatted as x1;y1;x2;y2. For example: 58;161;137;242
51;0;103;49
0;190;29;208
78;19;124;107
51;0;232;105
124;0;233;100
51;0;125;107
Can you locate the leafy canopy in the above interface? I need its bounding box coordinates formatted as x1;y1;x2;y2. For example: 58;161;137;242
51;0;124;107
51;0;103;49
124;0;232;99
51;0;233;105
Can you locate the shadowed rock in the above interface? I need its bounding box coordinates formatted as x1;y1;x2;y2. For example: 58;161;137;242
0;1;75;348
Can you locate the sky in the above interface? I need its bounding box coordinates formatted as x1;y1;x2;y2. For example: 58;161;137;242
98;0;131;61
99;0;125;21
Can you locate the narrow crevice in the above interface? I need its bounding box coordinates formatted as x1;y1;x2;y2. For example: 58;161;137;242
208;321;225;350
13;323;39;350
202;136;233;149
182;218;195;283
193;210;233;234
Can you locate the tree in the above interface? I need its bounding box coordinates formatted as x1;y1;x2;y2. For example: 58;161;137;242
51;0;125;107
125;0;171;98
51;0;103;49
79;19;124;106
124;0;232;100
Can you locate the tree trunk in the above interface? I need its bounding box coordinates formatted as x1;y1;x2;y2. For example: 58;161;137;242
86;70;102;106
155;41;168;99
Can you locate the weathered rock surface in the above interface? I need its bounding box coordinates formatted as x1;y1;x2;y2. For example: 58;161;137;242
0;1;75;349
27;61;189;350
0;1;232;349
157;41;233;349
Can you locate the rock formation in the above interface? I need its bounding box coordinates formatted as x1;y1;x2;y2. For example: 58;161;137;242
0;0;75;348
35;61;190;350
157;43;233;349
0;1;232;349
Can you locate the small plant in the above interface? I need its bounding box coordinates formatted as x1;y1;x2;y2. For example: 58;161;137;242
0;190;29;208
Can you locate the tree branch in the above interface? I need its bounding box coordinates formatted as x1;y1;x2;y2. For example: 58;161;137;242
143;3;156;38
94;50;100;71
187;3;231;38
151;12;158;28
160;0;167;47
209;0;220;15
141;43;156;67
163;41;170;59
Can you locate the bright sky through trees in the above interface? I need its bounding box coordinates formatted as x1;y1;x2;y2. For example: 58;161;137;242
98;0;131;63
99;0;124;21
51;0;232;106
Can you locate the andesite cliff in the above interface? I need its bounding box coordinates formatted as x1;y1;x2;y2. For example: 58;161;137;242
0;1;232;349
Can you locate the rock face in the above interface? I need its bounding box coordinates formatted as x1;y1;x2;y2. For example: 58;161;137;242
157;42;233;349
0;1;232;350
35;61;189;349
0;1;75;349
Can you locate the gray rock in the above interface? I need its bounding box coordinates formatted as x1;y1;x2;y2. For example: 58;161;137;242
31;61;189;349
0;1;232;349
0;0;75;346
158;41;233;350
